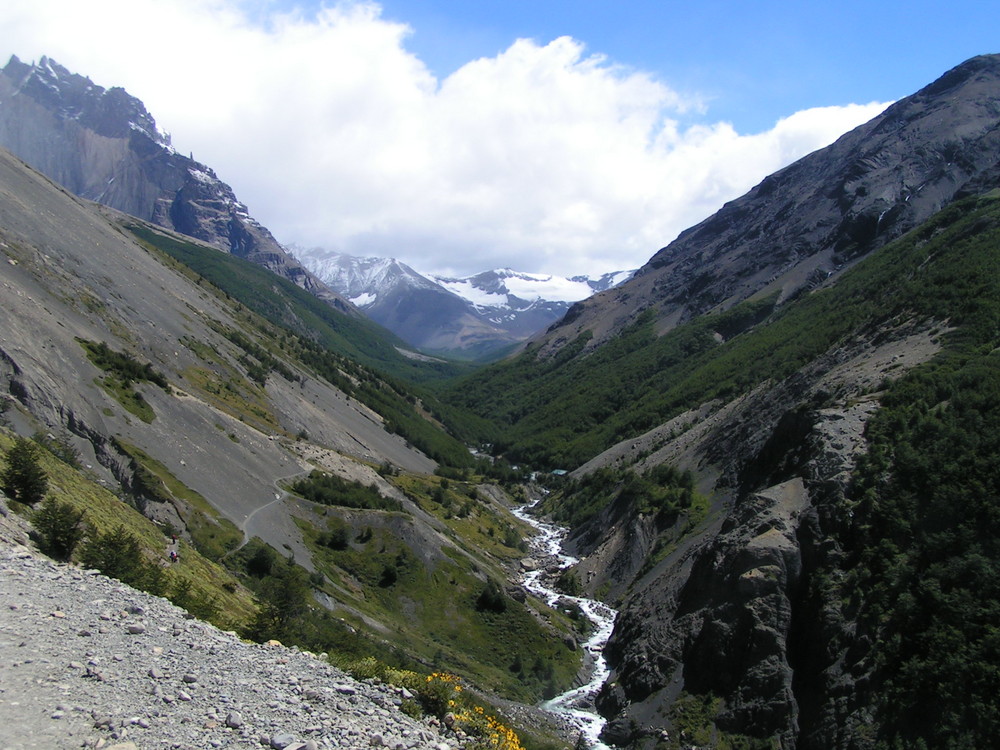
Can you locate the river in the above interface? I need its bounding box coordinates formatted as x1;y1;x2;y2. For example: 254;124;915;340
512;503;618;750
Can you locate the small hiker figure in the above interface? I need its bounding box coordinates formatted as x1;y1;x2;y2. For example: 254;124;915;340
170;550;178;563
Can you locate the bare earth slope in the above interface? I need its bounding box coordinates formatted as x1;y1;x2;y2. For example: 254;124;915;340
0;146;434;560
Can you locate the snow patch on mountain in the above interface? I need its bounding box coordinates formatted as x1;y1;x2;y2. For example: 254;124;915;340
434;279;508;308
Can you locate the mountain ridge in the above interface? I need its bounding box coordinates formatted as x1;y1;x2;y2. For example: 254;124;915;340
0;54;354;313
534;53;1000;358
442;53;1000;748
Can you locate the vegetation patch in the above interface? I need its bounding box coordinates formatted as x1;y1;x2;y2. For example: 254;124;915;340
289;470;402;511
0;429;255;629
834;200;1000;747
544;464;702;533
661;692;778;750
389;474;531;563
79;338;169;423
281;493;580;703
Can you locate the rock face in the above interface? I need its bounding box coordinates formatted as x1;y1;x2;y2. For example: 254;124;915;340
0;55;350;311
537;54;1000;356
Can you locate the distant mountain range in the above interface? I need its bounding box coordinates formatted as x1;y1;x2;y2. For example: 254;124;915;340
295;246;633;359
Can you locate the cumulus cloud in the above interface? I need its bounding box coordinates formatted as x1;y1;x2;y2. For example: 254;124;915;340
1;0;889;276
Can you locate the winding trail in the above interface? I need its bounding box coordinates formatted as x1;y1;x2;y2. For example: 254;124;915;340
512;503;617;750
224;469;310;560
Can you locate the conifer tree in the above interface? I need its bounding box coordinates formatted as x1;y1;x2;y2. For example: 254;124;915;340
33;497;86;561
1;437;49;505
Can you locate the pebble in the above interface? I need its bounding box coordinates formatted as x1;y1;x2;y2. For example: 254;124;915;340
0;545;474;750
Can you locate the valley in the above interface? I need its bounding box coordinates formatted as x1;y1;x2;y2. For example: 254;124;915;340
1;51;1000;750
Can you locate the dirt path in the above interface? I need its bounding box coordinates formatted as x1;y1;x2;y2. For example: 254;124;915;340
223;469;314;569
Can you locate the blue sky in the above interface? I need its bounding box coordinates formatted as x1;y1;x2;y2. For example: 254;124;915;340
2;0;997;276
359;0;996;131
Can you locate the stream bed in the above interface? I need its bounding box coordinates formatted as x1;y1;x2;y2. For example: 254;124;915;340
512;503;618;750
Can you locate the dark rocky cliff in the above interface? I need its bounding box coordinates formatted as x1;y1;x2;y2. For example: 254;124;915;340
0;55;350;311
538;54;1000;356
569;319;950;748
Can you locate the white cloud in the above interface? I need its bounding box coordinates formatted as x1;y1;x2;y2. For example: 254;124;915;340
1;0;889;276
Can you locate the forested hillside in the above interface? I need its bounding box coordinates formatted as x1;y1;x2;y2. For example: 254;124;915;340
472;190;1000;748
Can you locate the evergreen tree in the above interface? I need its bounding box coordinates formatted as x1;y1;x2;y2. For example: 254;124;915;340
32;497;86;561
1;437;49;505
245;560;311;642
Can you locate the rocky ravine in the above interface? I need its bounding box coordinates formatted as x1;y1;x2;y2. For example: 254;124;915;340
566;321;947;747
0;498;464;750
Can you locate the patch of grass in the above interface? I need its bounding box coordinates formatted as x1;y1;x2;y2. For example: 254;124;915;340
180;365;281;433
389;474;531;563
662;692;778;750
289;471;402;511
79;338;169;423
292;500;580;702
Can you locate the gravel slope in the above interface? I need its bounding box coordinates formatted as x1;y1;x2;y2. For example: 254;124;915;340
0;520;455;750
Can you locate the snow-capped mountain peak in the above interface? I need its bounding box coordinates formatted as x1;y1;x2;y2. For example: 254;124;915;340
295;246;633;359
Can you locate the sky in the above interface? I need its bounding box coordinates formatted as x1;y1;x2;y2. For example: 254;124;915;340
2;1;997;277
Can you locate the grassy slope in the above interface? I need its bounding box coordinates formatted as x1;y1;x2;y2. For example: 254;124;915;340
286;471;581;702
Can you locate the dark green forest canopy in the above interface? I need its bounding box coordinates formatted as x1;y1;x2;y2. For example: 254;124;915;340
442;193;1000;471
829;196;1000;748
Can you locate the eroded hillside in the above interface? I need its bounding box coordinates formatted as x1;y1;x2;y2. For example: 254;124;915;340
0;147;582;721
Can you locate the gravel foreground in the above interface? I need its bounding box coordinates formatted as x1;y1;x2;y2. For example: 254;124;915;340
0;539;465;750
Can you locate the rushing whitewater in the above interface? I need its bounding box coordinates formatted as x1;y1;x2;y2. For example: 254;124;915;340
512;504;618;750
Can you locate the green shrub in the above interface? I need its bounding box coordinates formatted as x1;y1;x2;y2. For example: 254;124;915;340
32;431;80;468
475;578;507;613
317;517;351;550
169;577;220;621
80;525;167;595
290;470;402;511
244;559;312;643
